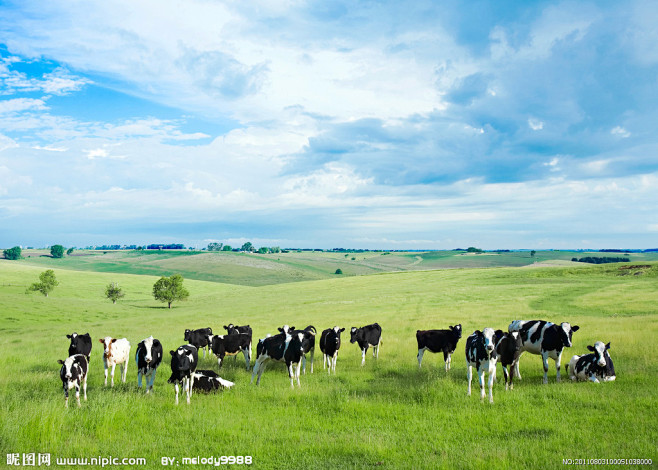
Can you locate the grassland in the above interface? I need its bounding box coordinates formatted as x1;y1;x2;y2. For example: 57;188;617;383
0;259;657;469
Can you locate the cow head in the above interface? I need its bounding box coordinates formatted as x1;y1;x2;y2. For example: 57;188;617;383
587;341;610;367
170;347;194;374
450;324;462;339
350;327;358;343
184;329;191;341
58;356;82;381
278;325;294;334
482;328;496;356
140;336;158;363
560;323;579;347
292;332;305;356
99;337;117;358
67;332;79;349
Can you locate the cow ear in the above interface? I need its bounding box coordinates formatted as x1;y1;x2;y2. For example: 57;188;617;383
98;338;105;343
111;338;117;343
571;325;579;332
605;342;611;350
277;327;283;332
58;359;64;364
473;330;481;336
290;326;295;331
340;328;345;332
170;350;175;356
66;334;72;339
587;345;595;351
495;329;504;339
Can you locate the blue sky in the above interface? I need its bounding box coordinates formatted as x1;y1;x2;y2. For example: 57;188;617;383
1;0;657;250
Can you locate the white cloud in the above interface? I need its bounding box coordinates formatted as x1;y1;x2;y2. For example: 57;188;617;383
611;126;631;138
528;118;544;131
0;98;48;114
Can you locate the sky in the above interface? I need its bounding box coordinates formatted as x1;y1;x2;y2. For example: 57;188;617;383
1;0;657;250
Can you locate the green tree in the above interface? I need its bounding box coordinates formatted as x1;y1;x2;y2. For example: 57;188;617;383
270;246;281;253
50;245;65;258
335;268;343;275
241;242;254;252
105;282;125;304
207;242;223;251
258;246;269;254
222;245;232;251
152;274;189;308
26;269;59;297
67;248;75;255
3;246;22;260
530;250;536;257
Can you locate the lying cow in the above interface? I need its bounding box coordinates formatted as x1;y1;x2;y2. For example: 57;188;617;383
184;328;212;358
416;324;462;371
350;323;382;366
251;326;306;388
320;327;345;374
192;370;235;392
135;336;163;394
210;333;252;370
495;330;523;390
99;337;131;387
567;342;616;383
168;344;198;405
58;354;88;408
67;332;92;361
508;320;579;383
465;328;500;404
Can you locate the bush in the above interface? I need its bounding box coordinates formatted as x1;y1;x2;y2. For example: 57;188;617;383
3;246;22;260
575;256;630;264
50;245;65;258
335;269;343;275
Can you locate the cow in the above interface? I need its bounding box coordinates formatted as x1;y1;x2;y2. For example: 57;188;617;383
350;323;382;366
67;332;92;361
508;320;580;384
135;336;163;394
192;370;235;392
416;324;462;371
566;342;616;383
99;337;131;387
209;333;252;370
223;324;252;365
168;344;199;405
319;327;345;374
465;328;500;404
58;354;88;408
495;330;523;390
298;325;317;374
251;326;306;388
184;328;213;358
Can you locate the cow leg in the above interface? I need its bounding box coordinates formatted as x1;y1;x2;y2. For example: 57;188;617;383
242;349;251;371
323;353;327;370
502;365;509;390
443;350;450;372
83;374;88;401
589;373;601;383
555;350;563;383
103;363;108;386
287;363;295;389
310;347;314;374
296;361;302;387
361;347;367;366
302;354;307;375
122;361;128;383
174;382;180;405
478;367;486;401
541;351;549;384
186;377;192;404
331;353;337;374
110;363;116;387
515;353;523;380
64;384;69;408
75;383;81;408
217;355;223;369
467;365;472;396
487;364;495;404
417;348;425;368
137;370;143;389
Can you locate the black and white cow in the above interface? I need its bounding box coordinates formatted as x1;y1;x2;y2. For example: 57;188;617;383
298;325;317;374
209;333;252;370
168;344;199;405
251;326;306;388
223;324;252;365
184;328;213;358
99;337;131;387
192;370;235;392
465;328;500;404
508;320;579;383
566;342;616;383
416;324;462;371
495;330;523;390
58;354;88;408
319;327;344;374
350;323;382;366
135;336;163;394
67;332;92;361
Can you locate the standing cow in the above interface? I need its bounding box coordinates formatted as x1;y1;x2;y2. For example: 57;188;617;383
495;330;523;390
168;344;199;405
298;325;317;374
184;328;213;358
465;328;500;404
67;332;92;361
508;320;579;383
135;336;163;394
210;333;252;370
251;327;306;388
58;354;88;408
567;341;616;383
99;337;131;387
350;323;382;366
416;324;462;371
320;327;345;374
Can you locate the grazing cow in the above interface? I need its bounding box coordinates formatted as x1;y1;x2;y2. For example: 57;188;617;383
168;344;199;405
350;323;382;366
67;332;92;361
465;328;500;404
135;336;163;394
298;325;317;374
495;331;523;390
99;337;131;387
567;342;616;383
416;324;462;371
184;328;212;358
320;327;345;374
58;354;88;408
223;324;253;365
508;320;580;383
209;333;252;370
192;370;235;392
251;327;306;388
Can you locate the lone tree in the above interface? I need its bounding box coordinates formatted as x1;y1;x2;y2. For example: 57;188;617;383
152;274;189;308
50;245;65;258
67;248;75;255
3;246;22;260
105;282;125;304
241;242;254;252
26;269;59;297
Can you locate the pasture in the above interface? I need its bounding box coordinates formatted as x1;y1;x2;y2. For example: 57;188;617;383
0;260;656;469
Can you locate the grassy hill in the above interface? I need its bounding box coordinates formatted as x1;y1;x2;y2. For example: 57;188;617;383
0;260;656;468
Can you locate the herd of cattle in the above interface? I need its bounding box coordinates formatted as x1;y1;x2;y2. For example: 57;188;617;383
58;320;615;407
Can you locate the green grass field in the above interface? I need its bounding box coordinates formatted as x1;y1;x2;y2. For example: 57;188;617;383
0;259;657;469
